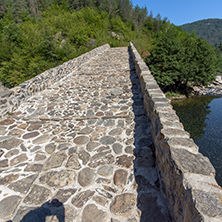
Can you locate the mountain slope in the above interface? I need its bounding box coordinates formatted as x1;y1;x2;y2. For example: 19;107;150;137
181;19;222;46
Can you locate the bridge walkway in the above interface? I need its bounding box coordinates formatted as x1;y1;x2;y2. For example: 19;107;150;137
0;47;171;221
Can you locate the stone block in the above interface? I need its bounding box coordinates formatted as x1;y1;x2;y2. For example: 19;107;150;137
170;147;215;176
158;118;184;131
82;204;109;222
0;195;22;220
23;185;51;206
193;189;222;218
0;99;7;105
110;193;137;218
158;111;180;122
145;83;160;90
71;190;95;208
9;174;38;194
160;128;190;139
167;137;198;153
39;170;75;188
146;88;165;97
0;89;12;98
78;167;96;187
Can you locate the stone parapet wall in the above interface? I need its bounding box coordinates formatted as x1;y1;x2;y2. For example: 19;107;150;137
0;44;110;118
129;42;222;222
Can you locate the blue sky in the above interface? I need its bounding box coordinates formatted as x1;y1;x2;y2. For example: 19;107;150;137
131;0;222;26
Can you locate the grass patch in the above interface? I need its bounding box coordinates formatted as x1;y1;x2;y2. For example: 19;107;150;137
165;91;185;99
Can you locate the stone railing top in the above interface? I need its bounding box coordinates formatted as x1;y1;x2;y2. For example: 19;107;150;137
130;42;222;222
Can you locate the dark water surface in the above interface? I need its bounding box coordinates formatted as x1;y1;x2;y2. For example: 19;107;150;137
171;96;222;186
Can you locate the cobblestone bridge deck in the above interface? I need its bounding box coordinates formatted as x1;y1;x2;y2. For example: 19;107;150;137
0;47;170;221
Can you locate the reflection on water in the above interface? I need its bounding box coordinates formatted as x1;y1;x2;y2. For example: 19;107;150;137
171;96;214;140
172;96;222;186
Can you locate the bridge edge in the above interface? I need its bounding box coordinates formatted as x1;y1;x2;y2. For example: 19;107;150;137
0;44;110;118
129;42;222;222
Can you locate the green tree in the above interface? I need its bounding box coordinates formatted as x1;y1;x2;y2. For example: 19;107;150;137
146;25;218;94
0;2;151;87
133;5;147;27
0;0;7;19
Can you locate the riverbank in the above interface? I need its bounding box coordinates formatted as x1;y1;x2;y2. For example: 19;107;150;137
171;96;222;187
192;75;222;97
167;75;222;102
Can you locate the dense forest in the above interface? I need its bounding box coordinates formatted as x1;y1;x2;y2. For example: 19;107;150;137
0;0;154;87
181;19;222;46
0;0;221;96
146;25;221;95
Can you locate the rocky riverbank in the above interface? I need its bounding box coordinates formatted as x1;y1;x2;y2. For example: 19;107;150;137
168;76;222;102
192;75;222;96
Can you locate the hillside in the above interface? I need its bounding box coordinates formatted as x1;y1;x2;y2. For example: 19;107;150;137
0;0;154;87
0;0;220;95
181;18;222;46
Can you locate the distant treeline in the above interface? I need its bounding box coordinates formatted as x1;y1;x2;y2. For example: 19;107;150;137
0;0;221;96
181;19;222;46
0;0;148;25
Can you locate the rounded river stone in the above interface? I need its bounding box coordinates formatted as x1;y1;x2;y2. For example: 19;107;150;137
66;154;81;170
100;136;116;145
110;193;137;218
82;204;109;222
78;167;95;187
23;131;39;139
98;165;114;177
114;169;128;188
74;136;90;145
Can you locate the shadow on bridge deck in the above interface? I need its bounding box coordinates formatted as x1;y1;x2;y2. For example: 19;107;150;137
128;48;171;222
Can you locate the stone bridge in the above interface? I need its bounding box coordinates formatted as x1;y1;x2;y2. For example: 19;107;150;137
0;43;222;222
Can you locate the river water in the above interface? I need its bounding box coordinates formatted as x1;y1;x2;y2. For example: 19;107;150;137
171;96;222;187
